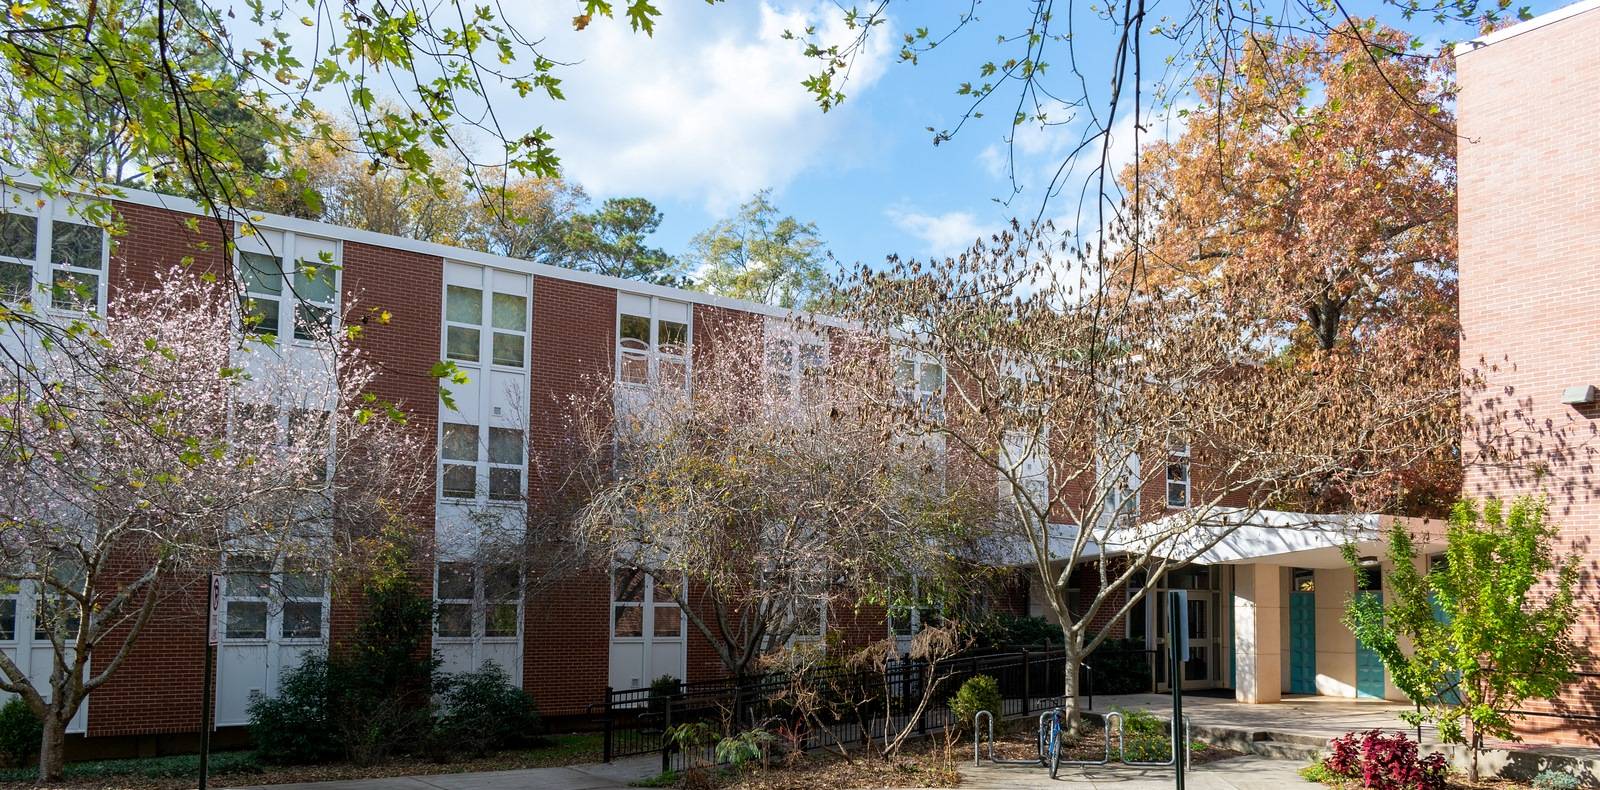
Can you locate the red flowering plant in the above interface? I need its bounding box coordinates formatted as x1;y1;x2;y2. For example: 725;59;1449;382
1319;730;1447;790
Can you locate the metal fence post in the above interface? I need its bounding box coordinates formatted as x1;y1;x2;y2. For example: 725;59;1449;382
1022;649;1032;712
661;694;673;775
603;686;613;764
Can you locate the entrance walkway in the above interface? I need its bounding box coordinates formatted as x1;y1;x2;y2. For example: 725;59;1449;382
1085;693;1432;744
231;755;660;790
952;754;1314;790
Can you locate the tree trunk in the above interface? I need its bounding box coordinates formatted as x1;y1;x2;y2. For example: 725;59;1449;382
1468;727;1482;783
1061;653;1083;730
37;711;66;784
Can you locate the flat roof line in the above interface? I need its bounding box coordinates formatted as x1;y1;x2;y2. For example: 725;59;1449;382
1456;0;1600;53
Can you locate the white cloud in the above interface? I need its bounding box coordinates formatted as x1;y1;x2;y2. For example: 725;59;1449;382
498;1;893;213
886;206;990;258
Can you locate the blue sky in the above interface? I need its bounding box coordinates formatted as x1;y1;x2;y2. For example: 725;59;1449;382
483;0;1564;275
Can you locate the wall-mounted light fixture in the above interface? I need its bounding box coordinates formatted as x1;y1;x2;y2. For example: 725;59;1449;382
1562;385;1598;405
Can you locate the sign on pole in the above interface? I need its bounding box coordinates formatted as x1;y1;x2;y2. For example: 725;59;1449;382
207;573;223;646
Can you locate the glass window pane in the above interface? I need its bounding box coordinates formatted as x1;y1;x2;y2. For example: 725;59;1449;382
1167;482;1188;508
895;360;915;389
486;603;518;637
446;285;483;324
492;332;524;367
437;603;472;637
488;467;521;501
0;212;37;260
620;352;649;385
653;604;681;637
240;251;282;295
51;222;102;270
485;565;520;601
488;428;523;465
613;605;643;637
225;601;268;639
241;297;280;336
446;325;480;362
658;320;688;354
614;568;645;603
283;571;324;598
659;358;686;389
441;423;478;462
282;601;323;638
491;292;526;331
50;270;98;310
0;599;15;640
294;303;332;341
920;362;943;393
620;313;649;344
226;557;272;597
438;563;476;600
0;261;32;301
442;464;476;499
294;261;337;304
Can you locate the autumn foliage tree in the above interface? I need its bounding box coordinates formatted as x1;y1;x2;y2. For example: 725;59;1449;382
1128;23;1461;513
831;220;1459;728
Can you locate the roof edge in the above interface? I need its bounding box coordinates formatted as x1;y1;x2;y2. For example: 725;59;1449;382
1455;0;1600;54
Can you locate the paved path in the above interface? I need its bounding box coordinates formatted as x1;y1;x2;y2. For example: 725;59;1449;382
231;756;661;790
949;755;1315;790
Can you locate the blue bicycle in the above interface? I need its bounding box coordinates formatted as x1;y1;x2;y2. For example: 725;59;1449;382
1044;706;1063;778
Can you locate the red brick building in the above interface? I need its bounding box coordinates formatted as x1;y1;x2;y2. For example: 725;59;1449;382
1457;0;1600;747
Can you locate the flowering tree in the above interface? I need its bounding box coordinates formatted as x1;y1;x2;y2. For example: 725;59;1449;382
0;268;429;780
832;220;1459;727
551;316;987;681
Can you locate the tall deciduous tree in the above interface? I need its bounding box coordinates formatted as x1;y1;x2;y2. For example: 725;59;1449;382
0;269;429;781
688;190;832;310
832;219;1458;728
1126;25;1461;515
1343;497;1579;783
551;317;986;680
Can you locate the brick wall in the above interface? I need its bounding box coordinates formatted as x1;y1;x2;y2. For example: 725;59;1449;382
522;274;615;715
1457;5;1600;745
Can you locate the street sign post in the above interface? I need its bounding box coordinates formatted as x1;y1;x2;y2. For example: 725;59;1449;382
1168;590;1187;790
199;573;221;790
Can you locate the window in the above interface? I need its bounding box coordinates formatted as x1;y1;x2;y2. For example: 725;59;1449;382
1358;563;1383;592
611;567;680;639
439;423;524;502
0;581;18;641
1102;452;1140;519
236;233;339;341
0;201;107;311
888;578;941;639
49;220;104;311
1000;429;1050;513
235;403;332;484
223;555;327;641
790;598;827;643
617;294;691;389
895;356;944;416
435;562;521;640
0;210;37;302
444;282;527;368
1166;445;1191;508
765;331;828;403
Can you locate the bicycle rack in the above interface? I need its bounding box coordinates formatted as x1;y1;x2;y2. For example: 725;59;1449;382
973;709;1194;771
1117;713;1192;769
972;710;1046;767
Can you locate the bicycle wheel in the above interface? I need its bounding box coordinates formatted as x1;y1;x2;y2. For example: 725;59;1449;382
1049;719;1062;778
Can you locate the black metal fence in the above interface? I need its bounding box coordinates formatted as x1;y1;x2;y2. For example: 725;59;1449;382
594;647;1157;772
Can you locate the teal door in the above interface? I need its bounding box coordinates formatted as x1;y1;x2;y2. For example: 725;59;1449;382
1289;591;1317;694
1355;591;1385;698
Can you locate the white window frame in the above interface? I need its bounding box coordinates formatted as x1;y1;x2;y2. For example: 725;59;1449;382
617;294;692;391
0;190;109;313
1101;451;1141;521
1166;444;1191;509
437;421;525;504
895;354;945;417
234;230;341;344
609;567;684;642
442;269;529;371
220;554;329;644
764;324;829;403
434;561;523;642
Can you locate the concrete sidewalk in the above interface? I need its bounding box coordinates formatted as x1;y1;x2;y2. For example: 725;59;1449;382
230;755;661;790
951;754;1315;790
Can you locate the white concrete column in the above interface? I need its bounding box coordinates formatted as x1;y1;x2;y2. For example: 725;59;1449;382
1233;563;1283;703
